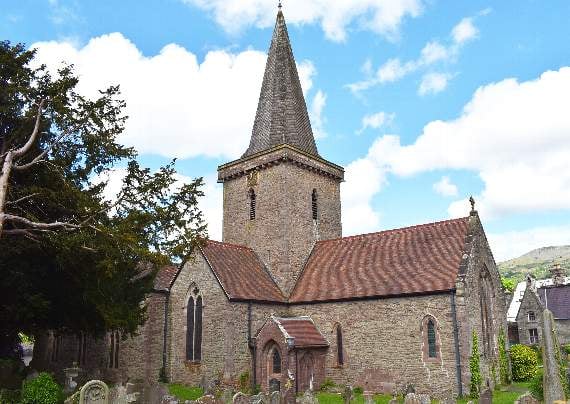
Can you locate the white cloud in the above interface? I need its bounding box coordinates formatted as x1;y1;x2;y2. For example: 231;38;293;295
433;176;458;197
344;67;570;227
418;72;452;95
182;0;424;42
347;12;485;95
488;224;570;262
309;90;327;139
452;17;479;45
31;33;317;160
357;111;394;134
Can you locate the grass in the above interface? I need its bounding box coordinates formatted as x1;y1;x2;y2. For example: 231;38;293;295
316;392;396;404
167;384;204;401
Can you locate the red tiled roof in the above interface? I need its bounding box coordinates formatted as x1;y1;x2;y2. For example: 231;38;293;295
201;240;285;302
154;265;180;291
290;217;471;303
274;316;328;348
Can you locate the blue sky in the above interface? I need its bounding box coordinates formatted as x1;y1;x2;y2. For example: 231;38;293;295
3;0;570;261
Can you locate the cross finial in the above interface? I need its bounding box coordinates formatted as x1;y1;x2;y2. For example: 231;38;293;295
278;0;282;9
469;195;475;213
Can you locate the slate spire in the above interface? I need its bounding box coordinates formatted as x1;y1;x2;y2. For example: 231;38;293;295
242;7;319;158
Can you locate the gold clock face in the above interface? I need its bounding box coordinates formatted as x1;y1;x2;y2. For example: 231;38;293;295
247;170;259;187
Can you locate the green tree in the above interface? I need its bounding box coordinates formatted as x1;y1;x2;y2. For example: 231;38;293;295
0;41;207;356
501;277;516;293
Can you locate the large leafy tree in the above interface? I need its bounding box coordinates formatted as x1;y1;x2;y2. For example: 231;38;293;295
0;41;207;356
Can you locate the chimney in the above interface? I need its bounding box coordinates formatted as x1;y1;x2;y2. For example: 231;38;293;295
526;274;537;292
550;262;566;286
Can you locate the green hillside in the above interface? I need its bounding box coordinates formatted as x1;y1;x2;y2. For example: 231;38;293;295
498;245;570;284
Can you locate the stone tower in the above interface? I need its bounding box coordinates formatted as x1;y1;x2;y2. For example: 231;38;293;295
218;8;344;296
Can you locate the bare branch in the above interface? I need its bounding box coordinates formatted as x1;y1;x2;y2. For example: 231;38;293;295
1;213;80;230
6;193;40;206
13;99;46;159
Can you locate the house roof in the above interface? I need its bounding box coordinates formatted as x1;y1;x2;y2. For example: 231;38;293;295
273;316;329;348
507;277;570;322
201;240;286;302
241;9;318;158
153;265;180;291
538;285;570;319
289;217;471;303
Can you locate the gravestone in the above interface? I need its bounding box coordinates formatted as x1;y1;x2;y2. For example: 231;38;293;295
80;380;110;404
269;391;280;404
296;390;317;404
110;383;139;404
513;393;539;404
221;389;234;404
342;385;353;404
63;364;81;394
232;392;249;404
404;393;430;404
478;388;492;404
542;309;565;403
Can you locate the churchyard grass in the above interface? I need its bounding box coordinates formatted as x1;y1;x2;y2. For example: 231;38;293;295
167;384;203;401
316;392;397;404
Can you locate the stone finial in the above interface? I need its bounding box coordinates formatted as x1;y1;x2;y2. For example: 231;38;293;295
469;196;476;214
526;274;536;292
278;0;282;9
550;261;566;286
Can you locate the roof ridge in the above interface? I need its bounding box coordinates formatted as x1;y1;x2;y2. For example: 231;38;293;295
206;239;252;250
316;216;470;244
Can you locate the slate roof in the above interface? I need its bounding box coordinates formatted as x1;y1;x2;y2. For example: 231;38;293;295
538;285;570;319
242;9;318;158
273;316;329;348
201;240;286;302
289;217;471;303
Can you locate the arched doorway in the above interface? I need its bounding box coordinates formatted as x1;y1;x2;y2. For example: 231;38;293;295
298;352;314;392
266;342;282;392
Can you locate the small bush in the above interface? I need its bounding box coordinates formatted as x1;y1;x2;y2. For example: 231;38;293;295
20;372;63;404
238;371;252;394
167;384;203;401
353;386;363;394
529;368;544;401
510;344;538;381
320;378;336;392
562;344;570;356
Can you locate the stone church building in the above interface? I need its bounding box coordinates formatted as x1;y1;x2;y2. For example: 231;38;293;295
33;8;507;399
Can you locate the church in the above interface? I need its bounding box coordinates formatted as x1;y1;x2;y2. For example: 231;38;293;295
33;7;507;400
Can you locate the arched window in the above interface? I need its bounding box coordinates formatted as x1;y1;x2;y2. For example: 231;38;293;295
249;189;256;220
108;331;119;368
427;320;437;358
272;348;281;373
311;189;318;220
422;316;440;361
336;325;344;366
186;287;203;362
479;268;494;356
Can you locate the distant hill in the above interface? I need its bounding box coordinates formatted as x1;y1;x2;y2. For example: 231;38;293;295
498;245;570;283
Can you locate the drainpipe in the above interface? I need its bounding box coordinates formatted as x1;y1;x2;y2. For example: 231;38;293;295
450;291;463;397
162;291;170;381
248;303;257;389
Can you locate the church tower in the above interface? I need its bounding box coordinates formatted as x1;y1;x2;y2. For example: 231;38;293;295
218;7;344;296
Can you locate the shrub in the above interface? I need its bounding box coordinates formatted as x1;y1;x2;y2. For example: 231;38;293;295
498;328;511;385
529;368;543;401
510;344;538;381
20;372;63;404
320;378;336;392
167;384;203;401
469;331;482;398
562;344;570;356
353;386;363;394
238;371;251;394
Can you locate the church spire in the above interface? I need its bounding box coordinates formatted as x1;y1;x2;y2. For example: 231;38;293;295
242;7;319;158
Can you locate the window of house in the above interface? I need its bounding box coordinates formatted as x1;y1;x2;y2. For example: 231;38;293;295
336;325;344;366
186;289;203;362
427;319;437;358
108;331;119;368
311;189;318;220
529;328;539;344
249;189;256;220
528;311;536;322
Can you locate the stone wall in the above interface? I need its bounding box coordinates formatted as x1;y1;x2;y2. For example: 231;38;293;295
515;290;543;346
290;293;458;398
555;319;570;344
454;213;507;395
167;252;284;386
220;151;342;295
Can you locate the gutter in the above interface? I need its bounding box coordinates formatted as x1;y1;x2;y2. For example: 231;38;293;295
450;291;463;397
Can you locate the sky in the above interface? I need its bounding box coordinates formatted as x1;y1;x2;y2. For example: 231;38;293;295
2;0;570;262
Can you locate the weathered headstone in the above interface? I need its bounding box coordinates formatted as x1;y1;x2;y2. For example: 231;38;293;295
513;393;539;404
296;390;318;404
160;395;179;404
341;385;353;404
221;389;234;404
79;380;110;404
269;391;280;404
250;392;268;404
542;309;566;403
232;392;249;404
110;383;139;404
196;395;217;404
478;388;492;404
404;393;430;404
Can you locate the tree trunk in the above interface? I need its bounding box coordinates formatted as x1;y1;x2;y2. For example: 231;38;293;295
0;151;14;236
